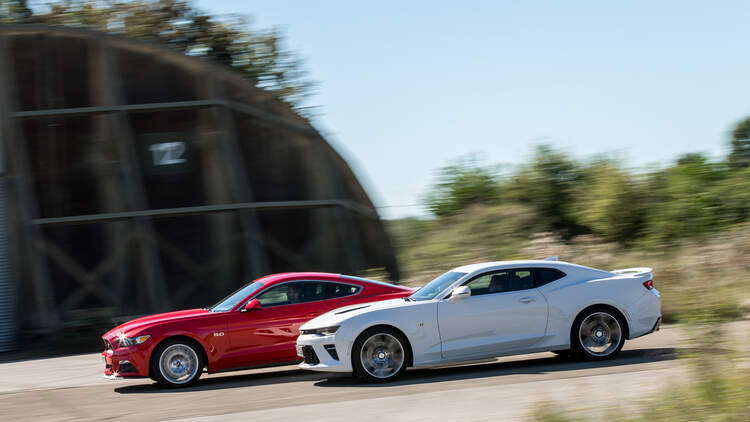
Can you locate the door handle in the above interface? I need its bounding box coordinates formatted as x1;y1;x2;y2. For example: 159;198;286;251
519;297;535;304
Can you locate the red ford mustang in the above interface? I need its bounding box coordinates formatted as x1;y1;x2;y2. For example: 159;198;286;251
101;272;412;387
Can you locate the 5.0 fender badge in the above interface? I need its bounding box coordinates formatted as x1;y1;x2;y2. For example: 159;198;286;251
213;332;225;336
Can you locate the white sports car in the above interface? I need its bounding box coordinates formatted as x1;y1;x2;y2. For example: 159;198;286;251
296;260;661;382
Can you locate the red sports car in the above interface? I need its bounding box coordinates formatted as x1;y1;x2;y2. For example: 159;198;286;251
101;272;412;387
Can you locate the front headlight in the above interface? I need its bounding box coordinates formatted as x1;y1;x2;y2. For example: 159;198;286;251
117;334;151;347
301;326;340;336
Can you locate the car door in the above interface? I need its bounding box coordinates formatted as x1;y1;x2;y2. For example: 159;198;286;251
225;280;360;367
437;269;549;359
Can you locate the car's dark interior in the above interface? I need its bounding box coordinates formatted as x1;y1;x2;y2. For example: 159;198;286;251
258;282;360;306
467;270;535;296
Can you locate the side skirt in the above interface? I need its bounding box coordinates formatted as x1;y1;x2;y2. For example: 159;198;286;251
412;344;570;369
207;359;303;374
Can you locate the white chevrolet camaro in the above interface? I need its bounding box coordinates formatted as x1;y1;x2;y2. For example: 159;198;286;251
296;260;662;382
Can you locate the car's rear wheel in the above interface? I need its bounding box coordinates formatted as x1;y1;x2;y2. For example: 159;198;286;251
352;327;409;383
151;338;203;388
572;307;625;360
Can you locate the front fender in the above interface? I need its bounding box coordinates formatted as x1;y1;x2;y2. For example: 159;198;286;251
338;302;440;366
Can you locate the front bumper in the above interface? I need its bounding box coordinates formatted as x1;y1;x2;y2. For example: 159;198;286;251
296;333;353;373
102;339;151;378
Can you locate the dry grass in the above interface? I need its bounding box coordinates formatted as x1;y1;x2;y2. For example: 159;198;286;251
530;325;750;422
387;205;750;323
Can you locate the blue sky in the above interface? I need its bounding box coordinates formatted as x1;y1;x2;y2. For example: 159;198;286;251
195;1;750;218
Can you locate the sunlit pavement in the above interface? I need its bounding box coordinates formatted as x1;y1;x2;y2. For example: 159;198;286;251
1;321;748;421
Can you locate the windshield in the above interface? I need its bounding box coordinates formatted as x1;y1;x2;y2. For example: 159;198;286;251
210;281;265;312
409;271;467;301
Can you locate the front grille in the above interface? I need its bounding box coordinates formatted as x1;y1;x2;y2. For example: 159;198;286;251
324;344;339;360
118;361;137;373
302;345;319;365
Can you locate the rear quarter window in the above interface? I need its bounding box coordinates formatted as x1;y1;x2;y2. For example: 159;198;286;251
533;268;566;287
322;282;360;299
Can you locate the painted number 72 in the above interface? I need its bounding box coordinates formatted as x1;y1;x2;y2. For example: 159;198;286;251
149;141;186;166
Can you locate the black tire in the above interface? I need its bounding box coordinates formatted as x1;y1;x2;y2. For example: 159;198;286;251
151;338;204;388
552;350;572;358
571;307;626;361
352;326;410;383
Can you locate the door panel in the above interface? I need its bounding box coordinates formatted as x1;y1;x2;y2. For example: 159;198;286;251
225;302;313;367
438;288;548;359
224;281;362;368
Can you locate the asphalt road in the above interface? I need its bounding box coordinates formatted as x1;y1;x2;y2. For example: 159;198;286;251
2;322;747;421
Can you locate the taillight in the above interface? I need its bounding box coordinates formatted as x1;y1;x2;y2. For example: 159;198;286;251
643;280;654;290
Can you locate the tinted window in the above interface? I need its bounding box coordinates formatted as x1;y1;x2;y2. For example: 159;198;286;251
464;269;535;296
410;271;467;301
322;282;360;299
211;281;264;312
533;269;566;287
255;281;359;307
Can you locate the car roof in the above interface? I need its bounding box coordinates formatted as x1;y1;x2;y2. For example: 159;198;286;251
256;272;408;290
257;272;341;284
450;260;598;274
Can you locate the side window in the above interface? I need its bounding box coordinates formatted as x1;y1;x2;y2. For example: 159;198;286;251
255;281;360;307
464;273;493;296
321;282;360;299
463;269;535;296
255;282;320;307
256;283;293;307
533;269;566;287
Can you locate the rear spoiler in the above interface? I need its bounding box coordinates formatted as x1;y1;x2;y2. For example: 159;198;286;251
610;267;653;277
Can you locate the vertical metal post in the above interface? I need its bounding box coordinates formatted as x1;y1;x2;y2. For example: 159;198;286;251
88;40;130;313
196;99;235;295
0;116;14;350
299;140;356;272
310;142;367;274
206;76;270;279
91;40;170;312
0;36;57;330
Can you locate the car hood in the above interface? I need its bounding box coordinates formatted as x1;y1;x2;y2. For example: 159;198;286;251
301;298;412;329
103;308;210;338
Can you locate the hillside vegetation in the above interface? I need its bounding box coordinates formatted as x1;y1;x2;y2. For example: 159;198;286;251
389;211;749;323
387;117;750;323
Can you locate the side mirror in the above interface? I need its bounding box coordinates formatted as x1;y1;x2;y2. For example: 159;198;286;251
241;299;261;313
448;285;471;301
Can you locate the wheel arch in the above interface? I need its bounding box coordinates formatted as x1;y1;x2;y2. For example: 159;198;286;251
148;334;209;379
352;323;414;367
571;303;630;341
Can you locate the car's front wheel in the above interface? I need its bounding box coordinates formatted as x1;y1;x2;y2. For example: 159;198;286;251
151;338;204;388
571;307;625;360
352;327;409;383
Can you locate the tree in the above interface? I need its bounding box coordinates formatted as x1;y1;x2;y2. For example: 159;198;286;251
507;145;585;237
729;117;750;168
641;153;728;242
423;156;501;217
573;160;646;243
0;0;313;109
0;0;32;20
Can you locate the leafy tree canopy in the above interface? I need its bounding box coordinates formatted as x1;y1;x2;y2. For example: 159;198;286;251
0;0;314;109
424;155;501;217
507;145;585;237
730;116;750;168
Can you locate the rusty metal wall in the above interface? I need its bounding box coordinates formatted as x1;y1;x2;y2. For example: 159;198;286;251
0;26;399;349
